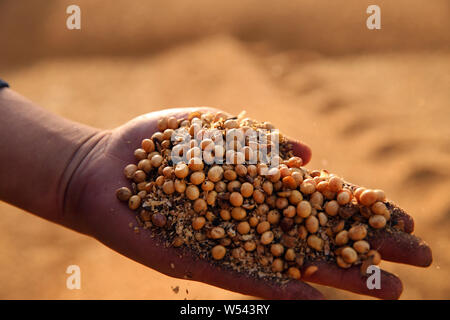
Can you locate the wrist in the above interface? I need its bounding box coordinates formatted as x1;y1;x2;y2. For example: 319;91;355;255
0;89;102;228
57;129;111;233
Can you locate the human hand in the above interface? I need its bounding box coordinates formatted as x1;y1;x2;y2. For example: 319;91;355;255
63;107;432;300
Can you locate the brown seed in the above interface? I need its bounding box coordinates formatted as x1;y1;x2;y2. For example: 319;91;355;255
231;207;247;220
151;132;164;142
186;185;200;200
271;258;284;272
206;191;217;206
287;157;303;168
158;117;168;131
227;180;241;192
291;171;304;185
215;181;227;193
124;164;138;179
256;221;271;234
359;189;378;207
192;216;206;230
224;169;237;181
371;201;389;216
262;181;273;195
335;230;349;246
167;116;178;129
367;250;382;265
296;200;312;218
201;181;215;192
224;119;239;129
336;189;352;205
305;216;319;234
282;176;298;189
174;163;189;179
307;235;324;251
287;267;301;280
230;192;244;207
354;187;366;202
300;180;316;195
134;148;147;160
211;245;226;260
205;211;216;222
353;240;370;254
190;171;206;185
163;129;174;141
237;221;251;234
284;248;296;261
208;165;224;182
316;181;329;192
310;191;324;209
275;197;289;210
235;164;247;177
150;154;163;167
193;198;207;213
155;175;165;186
253;190;265;204
220;209;231;221
188;157;204;171
162;166;174;178
162;180;175;194
332;220;345;233
210;227;226;239
247;165;257;177
152;213;167;227
374;189;386;202
240;182;254;198
348;225;367;241
249;216;259;227
128;195;141;210
341;247;358;264
289;190;303;205
270;243;285;257
244;241;256;252
318;212;328;226
298;225;308;240
141;139;155;153
267;168;281;183
174;179;186;193
137;160;152;175
116;187;132;202
322;189;336;200
283;205;296;218
328;176;343;192
369;215;386;229
267;210;281;224
304;266;318;277
324;200;339;216
337;256;351;269
133;170;146;183
260;231;274;245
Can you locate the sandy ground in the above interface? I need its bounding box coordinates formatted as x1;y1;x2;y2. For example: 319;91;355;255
0;1;449;299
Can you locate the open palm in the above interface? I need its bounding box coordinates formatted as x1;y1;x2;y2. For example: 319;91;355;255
62;107;432;300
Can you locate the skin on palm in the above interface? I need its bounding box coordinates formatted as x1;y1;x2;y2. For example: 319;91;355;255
62;107;432;300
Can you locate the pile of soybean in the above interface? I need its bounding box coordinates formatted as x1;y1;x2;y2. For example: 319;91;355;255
116;111;395;281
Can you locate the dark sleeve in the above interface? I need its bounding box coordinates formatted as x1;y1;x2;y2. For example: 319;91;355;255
0;78;10;89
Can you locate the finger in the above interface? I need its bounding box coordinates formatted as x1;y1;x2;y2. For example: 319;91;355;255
189;261;324;300
301;261;403;300
367;230;432;267
287;137;312;165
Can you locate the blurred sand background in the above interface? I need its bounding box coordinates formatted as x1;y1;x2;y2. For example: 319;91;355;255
0;0;449;299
